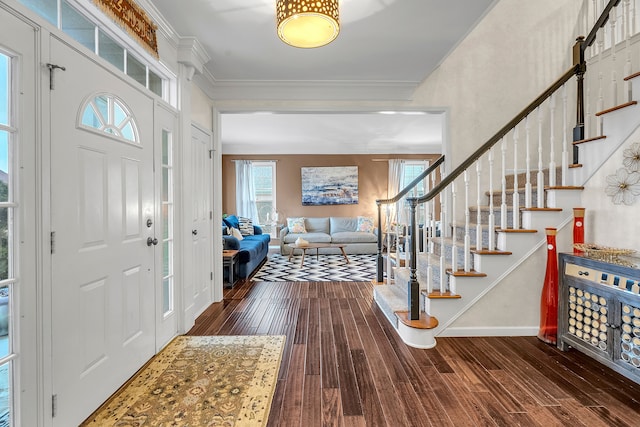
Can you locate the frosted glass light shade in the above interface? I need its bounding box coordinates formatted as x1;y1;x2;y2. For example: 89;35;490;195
276;0;340;48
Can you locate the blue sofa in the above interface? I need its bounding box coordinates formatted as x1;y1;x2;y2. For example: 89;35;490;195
223;215;270;279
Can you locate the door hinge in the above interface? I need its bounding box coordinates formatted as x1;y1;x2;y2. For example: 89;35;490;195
50;231;55;254
210;211;213;220
209;149;214;159
52;394;57;417
210;272;213;280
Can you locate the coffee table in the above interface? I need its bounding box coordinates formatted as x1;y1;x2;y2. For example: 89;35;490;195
286;243;350;267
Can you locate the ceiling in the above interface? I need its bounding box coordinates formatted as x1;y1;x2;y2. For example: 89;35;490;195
147;0;496;154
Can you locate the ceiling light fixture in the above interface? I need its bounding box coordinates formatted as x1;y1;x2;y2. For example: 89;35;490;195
276;0;340;48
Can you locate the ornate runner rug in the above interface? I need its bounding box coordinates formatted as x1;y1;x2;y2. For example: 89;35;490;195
252;253;376;282
81;335;285;427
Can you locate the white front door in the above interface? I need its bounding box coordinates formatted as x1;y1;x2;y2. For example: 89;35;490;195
190;124;213;318
49;37;156;426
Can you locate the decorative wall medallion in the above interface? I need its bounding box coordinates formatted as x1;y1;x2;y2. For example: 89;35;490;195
623;142;640;172
605;168;640;205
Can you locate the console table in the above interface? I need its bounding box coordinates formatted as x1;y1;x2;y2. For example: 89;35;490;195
558;253;640;384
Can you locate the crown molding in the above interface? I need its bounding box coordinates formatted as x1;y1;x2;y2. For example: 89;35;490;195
177;37;210;79
192;75;419;102
135;0;180;50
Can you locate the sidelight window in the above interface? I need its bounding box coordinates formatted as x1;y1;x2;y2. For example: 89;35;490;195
0;50;18;427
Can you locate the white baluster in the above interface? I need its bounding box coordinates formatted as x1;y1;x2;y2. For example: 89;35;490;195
451;180;458;273
548;93;557;188
591;0;598;58
611;6;618;107
525;116;532;208
426;199;433;293
476;159;483;251
512;127;520;229
385;205;392;285
624;0;633;102
562;84;569;186
597;28;605;135
501;137;508;228
488;147;495;251
631;0;637;36
537;106;545;208
440;171;447;293
464;170;471;272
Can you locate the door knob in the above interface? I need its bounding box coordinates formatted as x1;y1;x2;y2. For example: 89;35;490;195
192;229;198;235
147;237;158;246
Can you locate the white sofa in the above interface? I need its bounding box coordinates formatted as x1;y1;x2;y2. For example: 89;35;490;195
279;216;377;255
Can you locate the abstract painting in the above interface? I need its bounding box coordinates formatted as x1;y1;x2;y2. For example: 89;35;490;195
301;166;358;205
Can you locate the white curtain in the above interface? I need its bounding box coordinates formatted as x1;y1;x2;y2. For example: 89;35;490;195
387;159;405;227
235;160;259;222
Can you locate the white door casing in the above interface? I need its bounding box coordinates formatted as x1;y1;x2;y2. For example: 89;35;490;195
49;37;156;426
190;124;213;319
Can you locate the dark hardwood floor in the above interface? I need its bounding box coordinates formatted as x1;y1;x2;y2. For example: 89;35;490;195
188;279;640;426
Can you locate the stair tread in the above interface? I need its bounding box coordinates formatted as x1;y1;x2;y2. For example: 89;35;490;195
395;311;439;329
446;268;487;277
572;135;606;145
470;249;513;255
595;100;638;116
520;207;562;211
495;228;537;233
545;186;584;190
426;290;462;299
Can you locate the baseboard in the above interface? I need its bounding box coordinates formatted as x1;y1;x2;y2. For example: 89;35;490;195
437;326;538;337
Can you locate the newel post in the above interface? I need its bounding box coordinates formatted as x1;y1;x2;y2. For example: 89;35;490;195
407;198;420;320
573;36;586;164
376;200;384;283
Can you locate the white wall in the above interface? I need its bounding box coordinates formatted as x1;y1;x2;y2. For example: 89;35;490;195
412;0;583;163
582;132;640;253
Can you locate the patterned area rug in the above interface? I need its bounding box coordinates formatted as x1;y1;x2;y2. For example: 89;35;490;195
81;335;285;427
252;253;376;282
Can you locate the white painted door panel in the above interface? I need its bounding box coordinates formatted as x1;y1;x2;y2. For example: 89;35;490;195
50;37;156;426
190;124;213;317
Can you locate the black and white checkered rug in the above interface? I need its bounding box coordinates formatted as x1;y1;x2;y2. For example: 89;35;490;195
251;253;376;282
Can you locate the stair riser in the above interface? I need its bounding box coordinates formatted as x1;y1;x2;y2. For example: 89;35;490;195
486;189;542;208
451;225;494;249
504;168;562;188
430;240;474;271
468;207;519;229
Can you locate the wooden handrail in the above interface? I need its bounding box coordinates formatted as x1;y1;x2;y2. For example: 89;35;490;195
376;155;445;206
409;65;578;206
583;0;621;49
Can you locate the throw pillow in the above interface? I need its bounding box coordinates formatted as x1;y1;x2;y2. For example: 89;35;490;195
357;216;374;233
223;215;240;230
238;217;254;235
287;217;307;234
231;227;244;241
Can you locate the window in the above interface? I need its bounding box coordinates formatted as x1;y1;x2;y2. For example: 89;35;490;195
79;94;139;144
252;161;277;237
19;0;167;99
161;129;174;316
0;50;18;427
401;160;430;225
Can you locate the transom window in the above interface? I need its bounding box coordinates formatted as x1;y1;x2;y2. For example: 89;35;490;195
79;94;139;144
18;0;169;100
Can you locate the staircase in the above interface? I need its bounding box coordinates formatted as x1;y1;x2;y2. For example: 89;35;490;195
373;0;640;348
